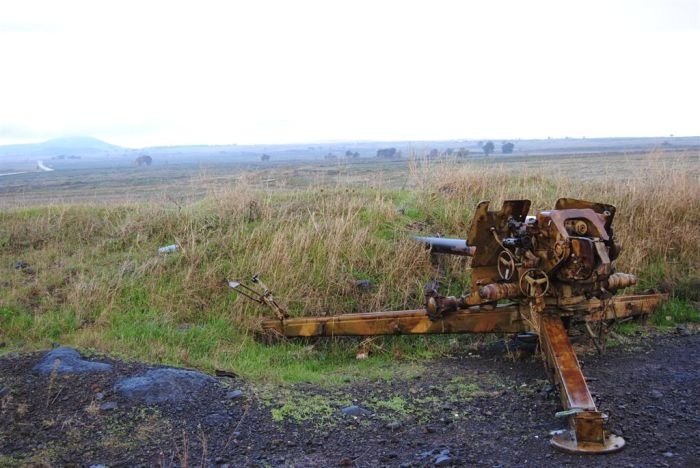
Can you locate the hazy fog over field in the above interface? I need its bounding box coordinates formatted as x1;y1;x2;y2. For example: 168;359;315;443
0;0;698;149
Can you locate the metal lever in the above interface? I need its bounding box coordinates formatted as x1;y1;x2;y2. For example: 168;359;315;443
228;274;289;320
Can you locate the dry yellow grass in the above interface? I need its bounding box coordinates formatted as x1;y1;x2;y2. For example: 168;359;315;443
0;151;698;381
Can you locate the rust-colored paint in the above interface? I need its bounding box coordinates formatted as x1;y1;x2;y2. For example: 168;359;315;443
262;305;527;337
262;294;667;338
540;314;596;412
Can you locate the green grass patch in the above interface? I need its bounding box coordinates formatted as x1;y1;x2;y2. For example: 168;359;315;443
651;299;700;327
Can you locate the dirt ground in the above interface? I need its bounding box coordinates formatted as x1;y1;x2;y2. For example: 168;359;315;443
1;331;698;467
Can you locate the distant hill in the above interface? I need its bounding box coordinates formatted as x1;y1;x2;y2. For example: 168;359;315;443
0;136;125;158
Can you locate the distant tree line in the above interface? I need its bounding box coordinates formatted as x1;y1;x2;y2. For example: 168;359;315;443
479;141;515;156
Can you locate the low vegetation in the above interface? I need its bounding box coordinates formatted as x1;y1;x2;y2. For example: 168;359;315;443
1;152;698;382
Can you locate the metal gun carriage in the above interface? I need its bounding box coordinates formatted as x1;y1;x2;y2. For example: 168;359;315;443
236;198;666;454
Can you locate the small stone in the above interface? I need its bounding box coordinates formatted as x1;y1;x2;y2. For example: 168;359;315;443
204;413;232;426
386;421;402;430
651;390;663;400
226;390;244;400
662;452;674;458
341;405;372;417
676;326;691;336
99;402;118;411
95;392;105;401
354;280;373;292
434;454;453;466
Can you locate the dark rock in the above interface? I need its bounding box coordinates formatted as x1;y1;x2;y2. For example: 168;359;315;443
99;402;118;411
95;392;105;401
354;280;373;292
0;387;9;398
13;261;29;270
226;389;244;400
341;405;372;417
676;326;691;336
386;421;402;430
33;347;112;375
114;368;218;404
651;390;663;400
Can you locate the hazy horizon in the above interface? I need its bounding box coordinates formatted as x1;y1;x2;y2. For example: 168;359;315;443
1;0;698;148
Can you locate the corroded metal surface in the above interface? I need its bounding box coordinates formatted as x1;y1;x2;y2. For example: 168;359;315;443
262;304;527;337
540;314;625;453
261;294;666;337
253;199;668;455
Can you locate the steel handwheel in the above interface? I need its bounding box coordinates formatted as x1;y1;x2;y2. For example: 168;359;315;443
519;268;550;297
497;250;517;281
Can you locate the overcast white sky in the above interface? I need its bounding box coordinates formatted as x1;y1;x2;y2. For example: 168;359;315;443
0;0;698;148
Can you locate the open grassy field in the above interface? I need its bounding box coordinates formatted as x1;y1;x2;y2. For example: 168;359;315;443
1;150;699;383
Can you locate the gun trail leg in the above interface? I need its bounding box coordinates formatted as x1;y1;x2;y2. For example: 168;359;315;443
539;313;624;453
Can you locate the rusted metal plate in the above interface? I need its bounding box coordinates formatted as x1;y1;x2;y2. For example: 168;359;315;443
540;314;596;412
539;313;626;453
582;293;667;321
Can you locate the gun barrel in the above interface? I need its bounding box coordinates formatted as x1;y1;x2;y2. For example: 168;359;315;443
414;236;475;256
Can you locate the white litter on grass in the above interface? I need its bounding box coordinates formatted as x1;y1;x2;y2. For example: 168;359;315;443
158;244;179;253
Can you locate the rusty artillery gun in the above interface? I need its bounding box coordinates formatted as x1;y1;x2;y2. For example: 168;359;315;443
243;198;666;454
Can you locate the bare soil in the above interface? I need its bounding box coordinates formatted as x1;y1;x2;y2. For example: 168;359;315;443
1;332;698;467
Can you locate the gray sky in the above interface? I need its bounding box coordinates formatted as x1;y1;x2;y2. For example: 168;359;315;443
1;0;698;148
